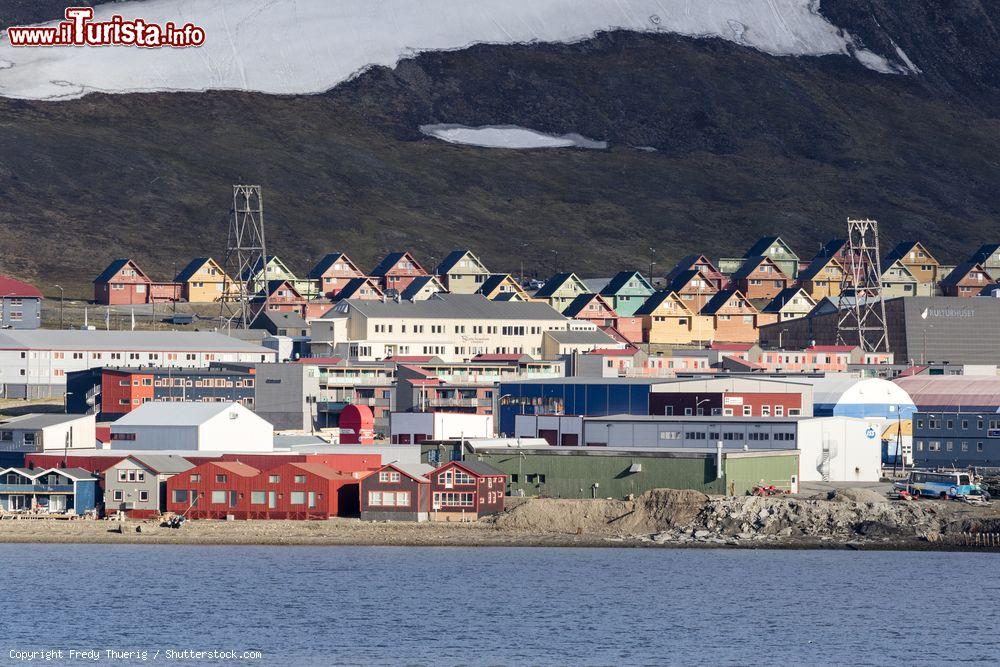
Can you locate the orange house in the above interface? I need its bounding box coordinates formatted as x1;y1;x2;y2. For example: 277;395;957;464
797;254;844;300
662;267;720;312
730;256;790;300
939;261;990;297
636;291;713;345
370;251;429;295
251;280;307;318
307;252;365;299
701;289;760;344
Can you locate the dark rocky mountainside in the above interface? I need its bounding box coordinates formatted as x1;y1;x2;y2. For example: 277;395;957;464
1;2;998;295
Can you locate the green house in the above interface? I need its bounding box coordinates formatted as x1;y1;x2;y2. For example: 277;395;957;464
599;271;654;317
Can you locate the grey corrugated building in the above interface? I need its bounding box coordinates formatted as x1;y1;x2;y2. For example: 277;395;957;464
912;411;1000;467
760;296;1000;365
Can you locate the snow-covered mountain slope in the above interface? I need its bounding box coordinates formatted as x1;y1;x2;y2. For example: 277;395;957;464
0;0;913;100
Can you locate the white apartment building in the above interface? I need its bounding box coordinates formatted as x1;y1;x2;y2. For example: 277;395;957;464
309;294;592;362
0;331;276;399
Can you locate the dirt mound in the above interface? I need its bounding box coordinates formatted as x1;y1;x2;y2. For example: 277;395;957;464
493;489;710;536
823;488;889;505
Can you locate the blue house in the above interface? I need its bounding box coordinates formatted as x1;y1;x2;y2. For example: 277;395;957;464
0;467;98;515
498;378;666;435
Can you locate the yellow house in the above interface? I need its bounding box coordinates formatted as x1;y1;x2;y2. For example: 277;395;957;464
174;257;231;303
796;255;844;301
635;291;713;344
477;274;530;301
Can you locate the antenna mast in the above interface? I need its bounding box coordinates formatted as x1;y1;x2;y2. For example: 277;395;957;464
836;218;889;352
220;185;268;330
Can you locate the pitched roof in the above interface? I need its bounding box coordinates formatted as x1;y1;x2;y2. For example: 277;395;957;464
445;460;506;477
435;250;486;275
562;293;611;318
370;251;425;277
701;289;754;315
334;277;383;300
288;462;354;480
251;310;308;331
970;244;1000;264
307;252;360;279
599;271;653;297
634;291;689;316
0;276;43;299
379;462;434;483
710;342;755;351
730;256;786;281
535;273;584;298
798;254;842;281
112;401;253;427
477;274;515;295
939;261;987;287
817;239;847;258
211;461;260;477
94;259;147;284
240;255;287;281
126;454;195;474
761;287;815;313
883;241;934;266
745;236;796;259
400;275;445;300
174;257;217;283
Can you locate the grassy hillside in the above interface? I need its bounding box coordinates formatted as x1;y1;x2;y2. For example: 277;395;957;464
0;28;998;297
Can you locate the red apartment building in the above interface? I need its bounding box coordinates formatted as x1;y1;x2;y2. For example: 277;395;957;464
429;460;507;521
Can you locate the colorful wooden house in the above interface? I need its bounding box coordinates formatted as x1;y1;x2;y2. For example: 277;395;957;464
93;258;152;305
701;289;760;344
760;287;816;322
174;257;231;303
729;256;791;300
359;463;434;522
333;277;384;302
429;460;506;521
879;260;926;297
635;291;712;345
662;267;720;312
534;272;589;311
250;280;307;318
969;244;1000;280
720;236;800;279
240;255;303;295
435;250;490;294
401;275;446;301
664;255;727;290
599;271;654;317
477;274;529;301
883;241;941;287
563;293;618;328
306;252;365;299
370;251;429;295
939;261;991;298
797;254;844;300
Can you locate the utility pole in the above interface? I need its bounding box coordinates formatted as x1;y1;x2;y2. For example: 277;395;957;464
648;247;656;283
54;285;64;329
220;185;268;330
836;218;889;352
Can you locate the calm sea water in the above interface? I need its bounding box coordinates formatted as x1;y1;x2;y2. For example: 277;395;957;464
1;545;997;666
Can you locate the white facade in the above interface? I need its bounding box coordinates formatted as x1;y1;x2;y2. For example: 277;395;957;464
0;413;96;452
514;414;883;482
110;402;273;452
0;330;276;398
390;412;494;444
310;294;578;362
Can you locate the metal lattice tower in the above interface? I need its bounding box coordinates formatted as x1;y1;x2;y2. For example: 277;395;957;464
836;218;889;352
220;185;268;330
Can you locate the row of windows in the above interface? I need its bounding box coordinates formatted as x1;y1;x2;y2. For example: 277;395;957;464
433;492;473;507
172;489;319;507
368;491;410;507
915;440;985;453
917;418;1000;431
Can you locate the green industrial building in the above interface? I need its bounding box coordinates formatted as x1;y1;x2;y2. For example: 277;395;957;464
461;443;799;499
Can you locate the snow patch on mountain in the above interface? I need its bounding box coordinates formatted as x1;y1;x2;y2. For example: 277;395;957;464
0;0;915;101
420;124;607;149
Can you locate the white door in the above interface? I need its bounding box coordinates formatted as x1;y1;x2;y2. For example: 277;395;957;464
49;496;66;513
268;491;277;509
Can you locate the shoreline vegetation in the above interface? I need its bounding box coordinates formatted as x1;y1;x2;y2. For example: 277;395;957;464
2;490;1000;551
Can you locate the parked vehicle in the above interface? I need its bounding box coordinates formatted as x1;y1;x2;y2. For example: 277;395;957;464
898;470;986;499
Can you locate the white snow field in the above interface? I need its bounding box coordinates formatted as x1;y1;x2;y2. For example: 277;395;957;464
420;125;607;149
0;0;915;101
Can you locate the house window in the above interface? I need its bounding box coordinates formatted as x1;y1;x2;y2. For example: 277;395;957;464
173;489;188;503
269;475;280;483
251;491;266;504
190;474;200;483
289;491;306;505
378;471;400;483
118;470;127;482
294;475;307;484
215;474;227;483
139;491;149;502
743;406;752;416
113;490;123;502
211;490;227;504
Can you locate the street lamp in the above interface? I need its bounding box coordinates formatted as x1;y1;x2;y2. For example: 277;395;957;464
695;396;710;416
649;247;656;282
53;285;65;329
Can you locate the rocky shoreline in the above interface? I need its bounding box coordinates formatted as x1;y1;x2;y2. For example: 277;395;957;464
0;489;997;551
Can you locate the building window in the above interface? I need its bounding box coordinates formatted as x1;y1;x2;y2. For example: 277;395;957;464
113;490;123;502
268;475;279;483
289;491;306;505
977;442;984;452
215;474;227;483
173;489;188;503
294;475;307;484
251;491;266;504
118;470;127;482
743;406;752;416
211;490;227;504
190;474;200;483
139;491;149;502
378;471;400;483
433;492;474;508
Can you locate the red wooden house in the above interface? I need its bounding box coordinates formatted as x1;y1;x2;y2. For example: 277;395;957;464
307;252;366;299
664;255;727;290
729;256;790;300
166;461;259;519
93;259;152;305
251;280;307;318
939;261;990;297
370;251;428;294
429;460;507;522
359;462;434;522
563;293;617;327
332;277;384;302
662;267;720;313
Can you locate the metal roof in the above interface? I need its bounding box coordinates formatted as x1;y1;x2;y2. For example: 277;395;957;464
544;329;616;345
793;376;915;407
340;294;566;320
124;454;195;474
112;402;253;427
0;413;90;430
0;330;273;353
894;375;1000;411
0;275;43;299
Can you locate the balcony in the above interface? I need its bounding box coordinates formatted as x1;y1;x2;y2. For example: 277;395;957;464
427;397;480;408
0;484;74;493
320;376;393;386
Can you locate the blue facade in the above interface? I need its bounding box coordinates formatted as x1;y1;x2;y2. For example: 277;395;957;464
0;296;41;329
814;403;917;419
912;411;1000;467
499;381;653;435
74;480;97;514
